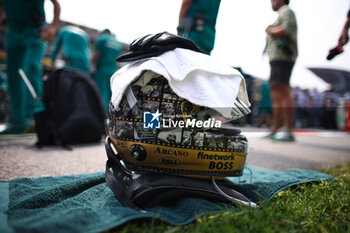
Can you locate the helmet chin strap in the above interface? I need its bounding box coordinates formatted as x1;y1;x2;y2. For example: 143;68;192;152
211;177;258;208
105;136;257;211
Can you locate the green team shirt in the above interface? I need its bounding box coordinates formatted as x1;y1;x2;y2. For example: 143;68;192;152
266;5;298;62
180;0;221;54
186;0;221;28
95;34;122;69
1;0;45;26
51;25;90;62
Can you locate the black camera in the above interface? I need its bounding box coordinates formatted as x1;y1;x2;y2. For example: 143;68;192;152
327;44;343;60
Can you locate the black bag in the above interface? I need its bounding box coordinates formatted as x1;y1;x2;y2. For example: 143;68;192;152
35;68;105;148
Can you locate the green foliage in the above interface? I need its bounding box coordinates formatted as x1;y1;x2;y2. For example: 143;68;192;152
109;162;350;233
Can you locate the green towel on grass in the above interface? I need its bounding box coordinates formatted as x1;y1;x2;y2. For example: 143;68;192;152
0;166;333;233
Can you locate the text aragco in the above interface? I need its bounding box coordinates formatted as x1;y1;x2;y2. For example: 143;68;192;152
154;147;189;156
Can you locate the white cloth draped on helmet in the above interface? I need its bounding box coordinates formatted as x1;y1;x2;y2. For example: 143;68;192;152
110;48;251;119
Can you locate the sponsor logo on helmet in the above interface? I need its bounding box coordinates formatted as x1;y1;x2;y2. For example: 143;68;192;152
160;157;181;165
197;152;235;161
154;147;189;157
208;161;234;170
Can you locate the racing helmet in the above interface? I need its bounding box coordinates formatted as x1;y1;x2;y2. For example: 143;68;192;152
104;32;255;210
106;72;250;179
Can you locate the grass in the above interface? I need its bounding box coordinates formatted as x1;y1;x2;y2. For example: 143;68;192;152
108;162;350;233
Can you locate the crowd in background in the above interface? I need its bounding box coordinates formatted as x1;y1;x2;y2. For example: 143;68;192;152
244;76;350;131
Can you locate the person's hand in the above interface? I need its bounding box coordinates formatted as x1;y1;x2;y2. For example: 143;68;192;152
265;26;273;35
40;24;57;41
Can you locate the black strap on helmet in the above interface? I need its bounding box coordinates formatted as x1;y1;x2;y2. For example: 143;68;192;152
104;137;257;210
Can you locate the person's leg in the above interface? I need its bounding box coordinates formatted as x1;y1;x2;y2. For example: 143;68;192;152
94;69;106;111
315;107;322;128
22;30;47;123
271;86;284;133
1;28;27;133
269;61;295;141
268;61;284;135
266;114;272;127
279;84;295;132
268;85;295;141
95;68;114;112
271;84;295;141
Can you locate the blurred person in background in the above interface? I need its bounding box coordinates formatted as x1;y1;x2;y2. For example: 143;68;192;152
0;0;60;134
51;24;91;74
92;29;123;112
309;89;324;128
257;80;272;128
177;0;221;55
322;89;339;130
292;87;308;128
264;0;298;141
